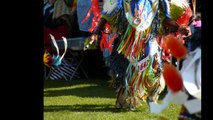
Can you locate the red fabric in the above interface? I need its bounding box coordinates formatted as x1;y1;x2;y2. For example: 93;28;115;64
44;25;69;53
176;6;192;26
99;23;116;54
81;0;101;32
163;63;183;93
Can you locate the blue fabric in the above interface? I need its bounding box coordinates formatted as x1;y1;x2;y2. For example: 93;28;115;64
77;0;93;32
161;0;171;18
130;0;135;15
43;2;54;16
103;48;111;58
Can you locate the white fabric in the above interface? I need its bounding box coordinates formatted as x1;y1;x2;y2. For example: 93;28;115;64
180;47;201;99
149;90;188;113
171;0;189;8
184;99;201;114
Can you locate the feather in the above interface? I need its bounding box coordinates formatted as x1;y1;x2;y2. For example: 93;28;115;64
59;36;68;62
164;35;187;60
49;34;60;57
162;63;183;93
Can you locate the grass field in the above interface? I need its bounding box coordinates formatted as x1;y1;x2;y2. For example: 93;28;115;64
44;78;181;120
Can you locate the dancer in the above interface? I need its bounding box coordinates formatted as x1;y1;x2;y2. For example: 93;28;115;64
82;0;190;110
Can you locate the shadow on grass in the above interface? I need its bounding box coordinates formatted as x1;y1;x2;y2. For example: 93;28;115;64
44;78;110;89
44;104;139;113
44;79;88;89
44;85;115;98
44;79;168;100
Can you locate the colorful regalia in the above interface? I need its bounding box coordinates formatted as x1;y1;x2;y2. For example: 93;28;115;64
98;0;171;109
79;0;192;110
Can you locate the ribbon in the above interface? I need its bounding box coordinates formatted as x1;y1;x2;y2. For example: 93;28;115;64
81;0;101;32
100;23;117;54
49;34;68;66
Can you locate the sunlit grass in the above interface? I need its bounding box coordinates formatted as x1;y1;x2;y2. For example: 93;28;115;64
44;79;181;120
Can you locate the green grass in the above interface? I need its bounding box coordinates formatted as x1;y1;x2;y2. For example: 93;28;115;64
44;78;181;120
